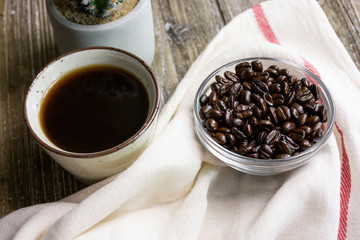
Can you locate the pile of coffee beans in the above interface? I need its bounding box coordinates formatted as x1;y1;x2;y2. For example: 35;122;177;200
198;60;328;159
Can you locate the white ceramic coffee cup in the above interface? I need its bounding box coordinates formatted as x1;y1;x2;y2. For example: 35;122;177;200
24;47;160;183
46;0;155;65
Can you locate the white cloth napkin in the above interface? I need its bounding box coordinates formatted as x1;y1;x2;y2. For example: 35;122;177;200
1;0;360;239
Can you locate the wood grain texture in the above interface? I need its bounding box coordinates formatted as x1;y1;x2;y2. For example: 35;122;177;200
0;0;359;217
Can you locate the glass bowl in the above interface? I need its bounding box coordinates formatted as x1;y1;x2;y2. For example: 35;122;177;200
193;57;335;175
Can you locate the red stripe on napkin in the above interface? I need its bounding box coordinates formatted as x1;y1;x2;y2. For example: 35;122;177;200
252;4;351;240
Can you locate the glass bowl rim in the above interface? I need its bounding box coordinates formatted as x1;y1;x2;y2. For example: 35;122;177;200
193;57;336;167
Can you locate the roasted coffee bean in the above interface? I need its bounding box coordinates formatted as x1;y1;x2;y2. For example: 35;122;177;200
230;118;244;129
312;122;323;132
215;99;227;112
214;132;227;145
219;83;233;96
259;120;275;131
205;118;218;131
281;81;290;96
269;106;279;124
251;80;269;95
291;103;304;114
234;109;253;119
289;129;306;142
276;75;287;84
241;68;255;82
305;115;320;126
297;113;308;126
224;108;232;125
206;109;223;120
304;101;320;114
277;140;293;155
252;94;267;113
252;105;263;119
259;144;273;159
309;84;320;100
227;133;237;146
199;94;208;106
251;60;263;72
272;94;285;106
277;105;291;121
282;121;296;132
264;68;278;78
218;127;231;133
300;139;312;150
295;87;314;102
200;105;212;119
270;83;282;94
284;90;295;105
318;105;327;122
231;127;247;140
230;82;242;96
299;125;312;136
209;91;219;104
224;71;239;82
265;130;280;145
243;123;253;136
239;90;251;104
199;60;328;159
211;82;221;92
263;92;273;106
290;106;299;120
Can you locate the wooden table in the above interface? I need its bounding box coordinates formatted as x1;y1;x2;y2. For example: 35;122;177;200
0;0;359;217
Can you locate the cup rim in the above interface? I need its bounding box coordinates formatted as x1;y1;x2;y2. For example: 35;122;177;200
193;57;336;169
23;46;160;158
46;0;149;31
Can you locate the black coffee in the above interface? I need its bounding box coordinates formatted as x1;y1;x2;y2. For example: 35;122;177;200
40;65;149;153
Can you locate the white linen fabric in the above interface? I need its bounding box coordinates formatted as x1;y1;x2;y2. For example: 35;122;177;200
1;0;359;239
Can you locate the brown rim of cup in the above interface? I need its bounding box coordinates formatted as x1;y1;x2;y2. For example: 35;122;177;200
23;46;160;158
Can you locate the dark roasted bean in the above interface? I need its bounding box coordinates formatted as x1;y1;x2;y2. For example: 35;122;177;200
259;120;275;131
281;81;290;96
295;87;314;102
215;100;227;112
290;106;299;120
252;94;267;113
289;129;306;142
257;130;267;144
270;83;282;94
251;60;263;72
218;127;231;133
309;84;320;100
200;105;212;119
224;71;239;82
252;105;263;119
245;152;259;158
282;121;296;132
234;109;253;119
205;118;218;131
227;133;236;146
214;132;227;145
276;75;287;84
272;94;285;106
297;113;308;126
224;108;232;125
312;122;322;132
209;91;219;104
291;103;304;114
284;90;295;105
299;125;312;136
304;101;320;114
259;144;273;158
199;94;208;106
239;90;251;104
241;68;255;82
279;69;289;76
276;105;291;121
263;92;273;106
231;127;247;140
248;116;259;130
274;153;291;159
277;140;293;155
318;105;327;122
230;82;242;97
219;83;232;96
230;118;244;129
265;130;280;145
300;139;312;150
243;123;253;136
211;82;221;92
305;115;320;126
264;68;278;78
311;128;323;140
301;78;311;88
206;109;223;120
251;80;269;95
269;106;279;124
